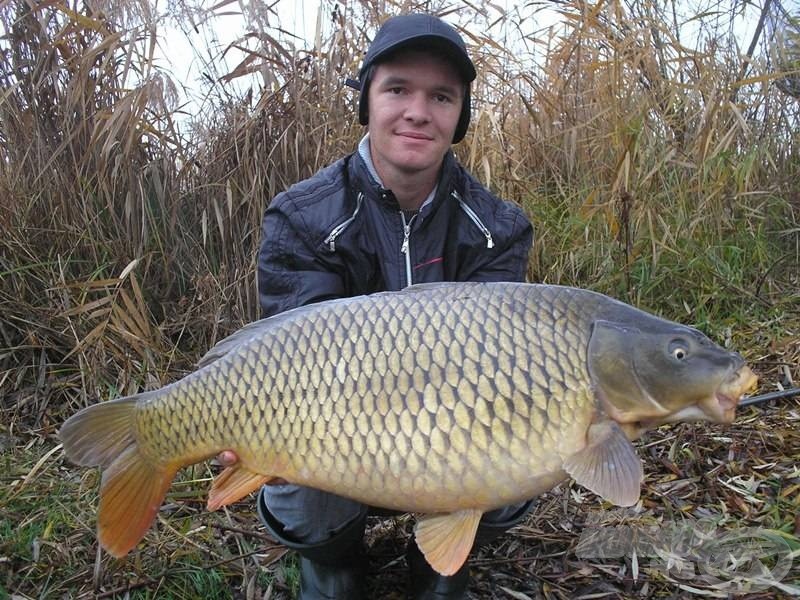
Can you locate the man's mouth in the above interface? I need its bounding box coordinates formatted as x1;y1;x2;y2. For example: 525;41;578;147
397;131;433;140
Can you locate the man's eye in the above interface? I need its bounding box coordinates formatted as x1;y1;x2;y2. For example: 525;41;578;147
434;94;452;103
389;87;404;94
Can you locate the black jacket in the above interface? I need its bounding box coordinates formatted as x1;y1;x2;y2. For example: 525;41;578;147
257;149;533;318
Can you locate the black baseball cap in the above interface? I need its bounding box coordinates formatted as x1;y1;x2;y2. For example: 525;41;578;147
346;14;476;143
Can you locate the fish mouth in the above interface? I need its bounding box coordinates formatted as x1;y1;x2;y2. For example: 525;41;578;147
699;364;759;423
633;364;759;430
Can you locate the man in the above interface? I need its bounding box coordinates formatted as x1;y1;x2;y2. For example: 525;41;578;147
221;13;535;599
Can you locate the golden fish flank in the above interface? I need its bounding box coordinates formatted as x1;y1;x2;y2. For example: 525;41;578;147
60;281;758;577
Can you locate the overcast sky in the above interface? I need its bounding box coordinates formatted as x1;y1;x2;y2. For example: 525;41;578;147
153;0;566;111
152;0;765;120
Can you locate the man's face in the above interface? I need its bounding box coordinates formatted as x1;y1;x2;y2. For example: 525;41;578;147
367;50;464;181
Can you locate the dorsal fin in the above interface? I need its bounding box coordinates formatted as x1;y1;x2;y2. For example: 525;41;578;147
196;303;326;368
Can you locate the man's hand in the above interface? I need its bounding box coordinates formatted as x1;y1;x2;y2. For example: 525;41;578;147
215;450;287;485
217;450;239;466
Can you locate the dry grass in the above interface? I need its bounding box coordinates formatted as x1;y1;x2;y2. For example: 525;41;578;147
1;0;799;597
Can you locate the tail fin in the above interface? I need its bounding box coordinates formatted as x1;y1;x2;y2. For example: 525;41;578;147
60;394;179;557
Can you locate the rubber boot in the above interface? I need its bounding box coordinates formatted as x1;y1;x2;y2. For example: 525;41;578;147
257;490;369;600
407;538;470;599
407;499;536;600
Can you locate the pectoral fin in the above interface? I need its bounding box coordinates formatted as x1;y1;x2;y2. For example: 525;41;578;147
414;509;483;576
207;464;271;510
563;420;643;507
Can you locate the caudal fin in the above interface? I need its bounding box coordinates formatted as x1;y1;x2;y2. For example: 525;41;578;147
60;394;179;557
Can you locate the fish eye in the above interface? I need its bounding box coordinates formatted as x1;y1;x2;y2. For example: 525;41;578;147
668;339;689;360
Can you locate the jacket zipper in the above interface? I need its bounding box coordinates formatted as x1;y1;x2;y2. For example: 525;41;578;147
454;191;495;248
400;211;417;287
324;192;364;252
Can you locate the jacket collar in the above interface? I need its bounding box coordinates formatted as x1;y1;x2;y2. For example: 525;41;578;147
349;139;459;215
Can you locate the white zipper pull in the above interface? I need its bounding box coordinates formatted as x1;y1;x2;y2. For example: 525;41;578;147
324;193;364;252
400;211;416;287
454;191;495;249
401;223;411;254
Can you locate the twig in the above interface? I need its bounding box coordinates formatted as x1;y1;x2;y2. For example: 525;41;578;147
470;551;566;567
210;522;278;542
729;0;772;103
202;546;275;570
94;575;161;598
10;442;63;494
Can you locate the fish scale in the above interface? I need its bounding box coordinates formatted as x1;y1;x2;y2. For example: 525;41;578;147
60;281;757;575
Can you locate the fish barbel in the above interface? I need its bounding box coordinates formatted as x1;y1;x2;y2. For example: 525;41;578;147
60;282;757;575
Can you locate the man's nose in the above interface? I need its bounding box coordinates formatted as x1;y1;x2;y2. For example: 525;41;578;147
403;92;431;122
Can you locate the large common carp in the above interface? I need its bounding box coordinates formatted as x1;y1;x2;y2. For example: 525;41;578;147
60;282;757;575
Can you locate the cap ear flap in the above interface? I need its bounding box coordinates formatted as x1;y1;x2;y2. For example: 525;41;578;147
452;83;471;143
357;65;375;126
